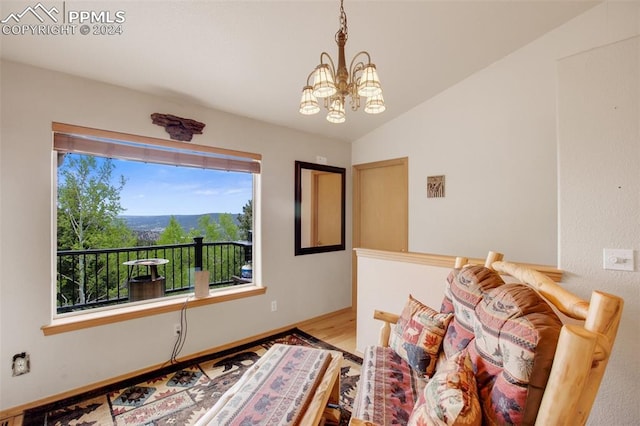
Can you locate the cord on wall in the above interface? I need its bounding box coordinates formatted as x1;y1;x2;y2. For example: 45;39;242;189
170;295;190;364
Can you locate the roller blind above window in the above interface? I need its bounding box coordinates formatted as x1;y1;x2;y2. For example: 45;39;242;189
52;122;261;174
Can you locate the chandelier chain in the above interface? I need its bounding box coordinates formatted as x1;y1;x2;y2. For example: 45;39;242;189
335;0;348;43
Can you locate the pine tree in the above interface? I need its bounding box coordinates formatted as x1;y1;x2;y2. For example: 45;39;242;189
237;199;253;240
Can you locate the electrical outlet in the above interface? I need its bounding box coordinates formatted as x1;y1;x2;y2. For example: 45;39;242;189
173;324;182;336
271;300;277;312
12;352;30;376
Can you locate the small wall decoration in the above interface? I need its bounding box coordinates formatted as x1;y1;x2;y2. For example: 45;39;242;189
150;113;205;142
427;175;445;198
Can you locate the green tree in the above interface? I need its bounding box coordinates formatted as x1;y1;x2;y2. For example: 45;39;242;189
157;216;188;244
218;213;239;241
237;199;253;240
197;213;239;242
194;213;242;284
57;155;130;249
57;154;134;304
197;214;222;242
155;217;192;291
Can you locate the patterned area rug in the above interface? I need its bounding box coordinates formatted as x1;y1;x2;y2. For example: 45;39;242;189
22;329;361;426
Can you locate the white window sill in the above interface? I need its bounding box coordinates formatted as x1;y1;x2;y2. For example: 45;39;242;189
42;285;266;336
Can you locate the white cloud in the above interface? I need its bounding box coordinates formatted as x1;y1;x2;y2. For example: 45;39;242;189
224;188;246;195
194;189;219;196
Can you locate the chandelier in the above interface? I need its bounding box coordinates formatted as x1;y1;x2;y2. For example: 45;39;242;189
299;0;385;124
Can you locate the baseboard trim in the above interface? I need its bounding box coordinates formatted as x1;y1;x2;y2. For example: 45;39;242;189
0;307;352;419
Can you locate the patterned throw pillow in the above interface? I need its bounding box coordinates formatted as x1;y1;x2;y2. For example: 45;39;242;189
408;350;482;426
440;265;505;358
389;295;453;377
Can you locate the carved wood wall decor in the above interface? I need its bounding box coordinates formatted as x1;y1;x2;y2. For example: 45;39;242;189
150;113;205;141
427;175;445;198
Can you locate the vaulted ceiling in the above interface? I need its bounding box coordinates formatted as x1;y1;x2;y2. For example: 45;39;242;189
0;1;598;142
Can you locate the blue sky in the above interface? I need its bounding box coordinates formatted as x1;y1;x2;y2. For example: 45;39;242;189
60;155;253;216
114;159;253;216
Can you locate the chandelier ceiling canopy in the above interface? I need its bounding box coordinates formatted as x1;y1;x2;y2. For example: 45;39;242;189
299;0;385;124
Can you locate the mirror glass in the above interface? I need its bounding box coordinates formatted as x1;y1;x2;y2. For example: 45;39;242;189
295;161;346;255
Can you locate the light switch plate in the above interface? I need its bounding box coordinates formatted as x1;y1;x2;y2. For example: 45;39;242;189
603;249;634;271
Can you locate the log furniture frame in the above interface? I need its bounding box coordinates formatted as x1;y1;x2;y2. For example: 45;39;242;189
366;251;623;426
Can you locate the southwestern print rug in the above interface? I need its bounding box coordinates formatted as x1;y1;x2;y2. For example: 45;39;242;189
22;329;362;426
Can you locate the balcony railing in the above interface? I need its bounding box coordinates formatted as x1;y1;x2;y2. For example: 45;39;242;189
56;237;252;314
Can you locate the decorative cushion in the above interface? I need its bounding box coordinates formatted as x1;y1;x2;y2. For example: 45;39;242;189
351;345;428;425
389;295;453;377
469;283;562;425
408;350;482;426
441;266;562;425
440;266;505;358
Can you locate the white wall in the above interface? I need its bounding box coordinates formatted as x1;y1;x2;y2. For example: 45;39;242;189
352;1;639;424
0;61;352;410
352;1;639;267
356;255;451;351
557;35;639;426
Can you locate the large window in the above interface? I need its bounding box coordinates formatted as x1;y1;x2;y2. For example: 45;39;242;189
53;123;261;315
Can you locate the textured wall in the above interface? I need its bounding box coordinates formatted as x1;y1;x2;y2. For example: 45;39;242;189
558;35;640;426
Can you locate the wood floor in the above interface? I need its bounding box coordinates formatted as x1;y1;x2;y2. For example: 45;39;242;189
298;308;358;356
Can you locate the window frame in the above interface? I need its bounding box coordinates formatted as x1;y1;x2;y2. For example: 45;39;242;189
46;122;263;335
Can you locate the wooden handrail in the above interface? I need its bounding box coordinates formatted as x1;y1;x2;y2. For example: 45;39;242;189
354;248;563;282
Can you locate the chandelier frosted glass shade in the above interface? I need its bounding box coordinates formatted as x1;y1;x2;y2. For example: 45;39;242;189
299;86;320;115
312;64;337;98
364;93;386;114
326;99;346;123
357;64;382;97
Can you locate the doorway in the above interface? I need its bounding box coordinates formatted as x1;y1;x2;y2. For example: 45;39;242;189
352;157;408;310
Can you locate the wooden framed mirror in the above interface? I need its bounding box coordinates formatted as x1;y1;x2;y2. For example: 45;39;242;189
295;161;346;255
